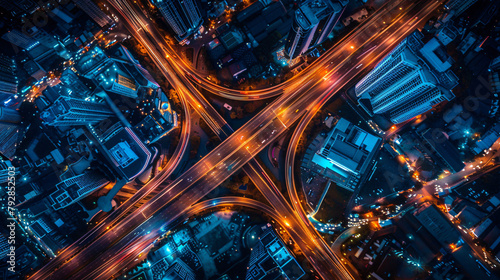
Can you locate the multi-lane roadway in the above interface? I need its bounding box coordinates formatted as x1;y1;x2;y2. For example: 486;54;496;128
28;67;193;279
31;0;443;279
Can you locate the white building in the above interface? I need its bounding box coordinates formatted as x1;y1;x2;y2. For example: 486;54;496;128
40;96;114;126
0;54;18;98
152;0;203;41
284;0;347;59
312;118;381;190
72;0;113;27
356;31;458;124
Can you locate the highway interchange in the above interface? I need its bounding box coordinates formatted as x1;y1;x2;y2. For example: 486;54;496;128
30;0;445;279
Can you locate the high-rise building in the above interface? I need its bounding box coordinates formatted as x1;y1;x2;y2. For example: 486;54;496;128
49;170;109;210
40;96;114;126
95;62;138;98
75;45;156;97
0;106;21;123
311;0;348;46
152;0;203;41
0;54;18;102
284;0;347;59
356;31;458;124
1;28;59;51
312;118;381;191
0;159;18;184
0;122;21;159
0;107;22;159
109;45;160;89
72;0;113;27
29;28;60;49
1;29;39;50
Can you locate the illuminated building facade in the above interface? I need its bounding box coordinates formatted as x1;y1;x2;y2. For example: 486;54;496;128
0;159;18;184
95;62;138;98
312;118;381;190
0;233;8;258
0;54;18;100
59;69;91;98
246;225;305;280
1;29;39;50
40;96;114;126
284;0;347;59
152;0;203;41
356;31;458;124
49;170;109;210
0;107;22;159
75;46;152;98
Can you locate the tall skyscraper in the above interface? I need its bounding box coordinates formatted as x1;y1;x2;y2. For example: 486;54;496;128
356;31;458;124
312;0;348;46
72;0;114;27
40;96;114;126
2;28;59;51
95;62;138;98
0;54;18;101
75;45;156;98
488;56;500;118
49;170;109;210
100;124;152;181
1;29;39;50
0;107;22;159
312;118;381;191
284;0;347;59
152;0;203;41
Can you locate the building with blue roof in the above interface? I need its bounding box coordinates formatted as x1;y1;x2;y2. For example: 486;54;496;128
100;123;152;181
312;118;381;191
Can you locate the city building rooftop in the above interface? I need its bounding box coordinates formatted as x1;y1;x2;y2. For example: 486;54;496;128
100;123;151;181
49;170;109;210
312;117;381;190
